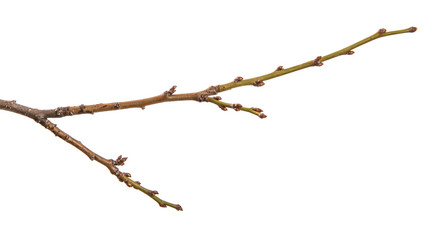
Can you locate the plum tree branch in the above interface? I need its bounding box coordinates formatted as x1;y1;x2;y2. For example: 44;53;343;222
0;27;417;210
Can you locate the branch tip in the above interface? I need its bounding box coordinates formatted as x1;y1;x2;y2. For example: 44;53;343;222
259;113;267;119
409;26;417;32
176;205;183;211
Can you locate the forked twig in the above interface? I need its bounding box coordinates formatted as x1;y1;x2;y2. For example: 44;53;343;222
0;27;417;210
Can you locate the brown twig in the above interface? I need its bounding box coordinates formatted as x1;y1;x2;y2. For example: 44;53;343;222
0;27;417;210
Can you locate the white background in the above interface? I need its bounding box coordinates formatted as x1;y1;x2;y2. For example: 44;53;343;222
0;1;438;239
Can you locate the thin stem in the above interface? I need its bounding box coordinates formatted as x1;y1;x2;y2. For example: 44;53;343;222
216;27;417;93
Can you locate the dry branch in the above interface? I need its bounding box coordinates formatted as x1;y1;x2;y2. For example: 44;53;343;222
0;27;417;211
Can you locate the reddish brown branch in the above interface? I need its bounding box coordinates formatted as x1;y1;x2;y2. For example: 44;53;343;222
0;27;417;210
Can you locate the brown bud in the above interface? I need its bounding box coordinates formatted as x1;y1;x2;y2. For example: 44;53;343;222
313;56;323;66
276;66;284;71
213;96;222;100
347;50;355;55
135;181;141;185
114;102;120;109
219;106;227;111
259;113;267;119
176;205;183;211
124;172;132;178
234;76;243;82
409;26;417;32
253;80;265;87
114;155;127;166
151;190;159;195
251;107;263;113
125;181;133;187
378;28;387;34
232;103;242;111
159;203;167;208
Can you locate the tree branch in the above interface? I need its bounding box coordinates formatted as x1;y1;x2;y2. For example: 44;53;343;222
0;27;416;210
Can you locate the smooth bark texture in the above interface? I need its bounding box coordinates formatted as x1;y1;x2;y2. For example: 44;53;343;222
0;27;417;210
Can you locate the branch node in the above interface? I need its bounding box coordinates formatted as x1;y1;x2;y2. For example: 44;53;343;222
124;180;133;187
231;103;243;111
313;56;323;66
198;94;208;102
114;155;128;166
378;28;387;34
253;80;265;87
114;103;120;109
159;203;167;208
234;76;243;82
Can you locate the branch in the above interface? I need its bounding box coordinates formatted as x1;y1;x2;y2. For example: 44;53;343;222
0;27;417;211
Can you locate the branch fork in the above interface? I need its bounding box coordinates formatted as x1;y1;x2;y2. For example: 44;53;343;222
0;27;416;211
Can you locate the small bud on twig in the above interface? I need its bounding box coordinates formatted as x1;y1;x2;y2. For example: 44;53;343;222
409;26;417;32
346;50;355;55
253;80;265;87
231;103;242;111
378;28;387;34
259;113;267;119
114;155;127;166
276;66;284;71
165;85;177;96
219;106;227;111
159;203;167;208
313;56;323;66
213;96;222;100
251;107;263;113
234;76;243;82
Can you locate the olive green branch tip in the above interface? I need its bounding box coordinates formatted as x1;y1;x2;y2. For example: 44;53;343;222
216;26;418;93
